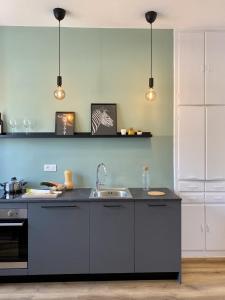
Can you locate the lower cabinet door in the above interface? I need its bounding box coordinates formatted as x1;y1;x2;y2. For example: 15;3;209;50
90;202;134;273
206;204;225;250
28;202;89;275
135;201;181;273
182;204;205;251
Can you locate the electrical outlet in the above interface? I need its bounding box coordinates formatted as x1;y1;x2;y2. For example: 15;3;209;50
44;164;57;172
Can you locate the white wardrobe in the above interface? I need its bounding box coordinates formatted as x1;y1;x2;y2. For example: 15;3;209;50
174;31;225;257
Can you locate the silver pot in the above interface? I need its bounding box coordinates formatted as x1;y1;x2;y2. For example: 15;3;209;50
0;177;27;194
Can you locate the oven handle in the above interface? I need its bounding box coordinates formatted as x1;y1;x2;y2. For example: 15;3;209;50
0;222;24;227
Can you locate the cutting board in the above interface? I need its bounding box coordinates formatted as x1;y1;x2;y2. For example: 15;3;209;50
22;193;59;199
22;189;62;199
148;191;166;196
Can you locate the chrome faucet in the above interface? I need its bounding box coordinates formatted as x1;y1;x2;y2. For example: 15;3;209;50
96;163;107;191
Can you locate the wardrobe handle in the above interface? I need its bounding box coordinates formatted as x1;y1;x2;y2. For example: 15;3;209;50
201;224;204;233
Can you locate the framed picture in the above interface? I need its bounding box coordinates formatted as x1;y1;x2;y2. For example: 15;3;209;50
91;103;117;135
55;112;75;135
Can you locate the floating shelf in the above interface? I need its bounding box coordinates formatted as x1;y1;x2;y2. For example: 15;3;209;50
0;132;152;139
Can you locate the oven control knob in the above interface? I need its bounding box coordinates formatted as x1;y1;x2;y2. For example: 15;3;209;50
7;210;17;217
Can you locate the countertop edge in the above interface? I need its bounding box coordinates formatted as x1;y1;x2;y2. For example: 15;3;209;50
0;188;181;203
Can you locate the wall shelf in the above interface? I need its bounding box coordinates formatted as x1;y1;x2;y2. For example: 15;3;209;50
0;132;152;139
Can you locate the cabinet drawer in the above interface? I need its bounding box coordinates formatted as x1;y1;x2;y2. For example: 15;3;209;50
178;181;204;192
0;203;27;209
179;192;204;204
205;193;225;203
205;181;225;192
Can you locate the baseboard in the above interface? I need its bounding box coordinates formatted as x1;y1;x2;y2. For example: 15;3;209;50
182;257;225;263
0;272;180;283
182;251;225;257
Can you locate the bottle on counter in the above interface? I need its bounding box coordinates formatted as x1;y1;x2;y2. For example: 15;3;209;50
0;113;3;134
64;169;75;190
142;165;150;191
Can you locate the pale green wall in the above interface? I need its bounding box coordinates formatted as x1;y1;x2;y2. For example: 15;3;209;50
0;27;173;188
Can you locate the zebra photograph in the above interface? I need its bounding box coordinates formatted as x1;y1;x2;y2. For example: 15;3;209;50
91;103;117;135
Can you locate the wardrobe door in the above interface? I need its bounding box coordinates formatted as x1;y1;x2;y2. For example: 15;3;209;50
182;204;205;251
206;107;225;180
177;107;205;180
206;204;225;250
177;31;204;105
205;32;225;105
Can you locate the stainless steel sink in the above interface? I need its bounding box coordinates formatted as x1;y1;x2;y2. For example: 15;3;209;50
89;188;133;199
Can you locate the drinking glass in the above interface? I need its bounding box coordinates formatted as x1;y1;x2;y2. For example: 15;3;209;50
9;119;17;134
23;119;31;134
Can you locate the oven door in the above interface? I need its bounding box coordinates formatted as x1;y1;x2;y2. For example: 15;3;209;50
0;219;28;269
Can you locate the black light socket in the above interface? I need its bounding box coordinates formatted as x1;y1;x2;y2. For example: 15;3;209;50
149;77;154;88
145;11;157;24
53;8;66;22
57;76;62;86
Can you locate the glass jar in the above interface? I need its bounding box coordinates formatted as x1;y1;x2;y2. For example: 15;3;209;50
142;165;150;191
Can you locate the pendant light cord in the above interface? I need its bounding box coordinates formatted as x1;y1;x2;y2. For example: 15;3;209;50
58;20;61;77
150;23;152;78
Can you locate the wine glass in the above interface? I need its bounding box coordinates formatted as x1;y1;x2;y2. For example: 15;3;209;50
9;119;17;134
23;119;31;134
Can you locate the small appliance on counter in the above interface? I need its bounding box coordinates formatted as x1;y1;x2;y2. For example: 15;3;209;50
0;177;27;195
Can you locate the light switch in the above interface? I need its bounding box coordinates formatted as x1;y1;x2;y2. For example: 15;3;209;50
43;164;57;172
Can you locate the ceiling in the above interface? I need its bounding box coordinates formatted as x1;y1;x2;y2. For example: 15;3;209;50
1;0;225;29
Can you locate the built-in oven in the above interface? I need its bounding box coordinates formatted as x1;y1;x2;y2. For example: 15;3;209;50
0;209;27;269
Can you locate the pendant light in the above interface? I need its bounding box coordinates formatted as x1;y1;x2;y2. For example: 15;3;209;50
53;8;66;100
145;11;157;102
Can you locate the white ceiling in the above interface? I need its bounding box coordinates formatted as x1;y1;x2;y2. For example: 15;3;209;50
1;0;225;29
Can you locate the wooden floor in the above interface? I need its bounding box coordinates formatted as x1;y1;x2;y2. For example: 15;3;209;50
1;259;225;300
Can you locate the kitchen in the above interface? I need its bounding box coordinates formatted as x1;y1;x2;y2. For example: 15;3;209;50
0;0;225;299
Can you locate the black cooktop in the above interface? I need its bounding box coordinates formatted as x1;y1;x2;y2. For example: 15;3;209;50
0;192;21;200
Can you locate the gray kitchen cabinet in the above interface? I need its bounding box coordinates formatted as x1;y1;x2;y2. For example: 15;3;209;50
28;202;89;275
135;201;181;273
90;201;134;273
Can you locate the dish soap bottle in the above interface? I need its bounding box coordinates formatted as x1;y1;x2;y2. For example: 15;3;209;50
142;165;150;191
